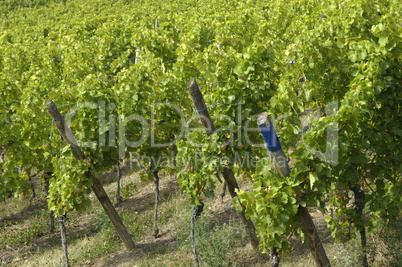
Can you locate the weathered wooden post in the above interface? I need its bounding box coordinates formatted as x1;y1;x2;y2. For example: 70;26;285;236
59;215;70;267
187;78;260;251
115;159;123;206
46;99;135;250
44;172;55;232
151;166;160;238
190;202;204;267
350;186;368;267
257;112;331;267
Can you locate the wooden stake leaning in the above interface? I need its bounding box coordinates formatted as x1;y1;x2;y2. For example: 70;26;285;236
257;112;331;267
46;99;135;251
187;78;260;251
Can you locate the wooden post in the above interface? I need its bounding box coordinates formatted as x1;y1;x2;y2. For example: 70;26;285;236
44;173;55;233
28;174;36;201
151;168;160;238
269;247;280;267
187;79;215;135
190;202;204;267
350;186;368;267
217;173;226;203
187;78;260;251
59;215;70;267
46;99;135;250
190;211;199;267
257;112;331;267
116;160;122;206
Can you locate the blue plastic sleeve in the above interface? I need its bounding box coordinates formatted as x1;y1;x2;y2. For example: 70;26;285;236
258;123;282;152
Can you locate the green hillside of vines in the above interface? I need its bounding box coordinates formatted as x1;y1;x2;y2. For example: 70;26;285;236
1;0;401;259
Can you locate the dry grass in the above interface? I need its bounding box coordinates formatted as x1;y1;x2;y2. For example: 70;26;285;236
1;165;400;267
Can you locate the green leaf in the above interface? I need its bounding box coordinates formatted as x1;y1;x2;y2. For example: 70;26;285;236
279;212;290;223
309;172;317;190
268;223;285;236
378;36;388;47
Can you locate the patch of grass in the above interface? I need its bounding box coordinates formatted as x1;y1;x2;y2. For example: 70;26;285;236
27;233;98;267
331;241;363;267
3;172;400;267
0;197;25;221
89;211;122;254
366;216;402;267
0;208;49;249
122;209;154;241
73;207;154;263
175;207;249;267
327;216;402;267
280;215;402;267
